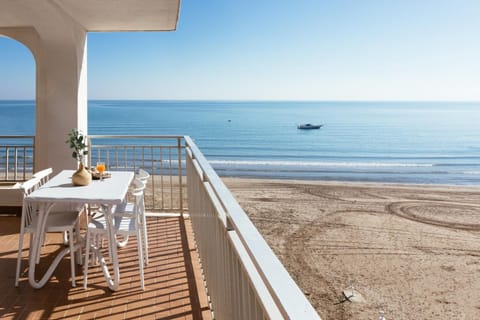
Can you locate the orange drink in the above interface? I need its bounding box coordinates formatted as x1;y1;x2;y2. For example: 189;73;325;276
96;162;105;180
96;162;105;174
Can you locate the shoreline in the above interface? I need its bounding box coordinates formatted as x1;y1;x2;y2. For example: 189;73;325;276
221;175;480;191
222;177;480;319
214;170;480;187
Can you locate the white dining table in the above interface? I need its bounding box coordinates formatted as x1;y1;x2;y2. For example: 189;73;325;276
26;169;134;290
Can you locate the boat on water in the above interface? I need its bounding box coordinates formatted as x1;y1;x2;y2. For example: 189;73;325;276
297;123;323;129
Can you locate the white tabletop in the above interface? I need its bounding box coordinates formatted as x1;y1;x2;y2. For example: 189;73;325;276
27;170;134;205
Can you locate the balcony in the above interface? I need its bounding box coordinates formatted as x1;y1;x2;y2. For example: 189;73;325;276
0;136;320;320
0;215;210;319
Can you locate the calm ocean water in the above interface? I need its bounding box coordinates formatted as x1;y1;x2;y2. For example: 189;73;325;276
1;100;480;185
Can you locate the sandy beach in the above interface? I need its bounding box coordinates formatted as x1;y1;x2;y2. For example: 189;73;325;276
222;177;480;320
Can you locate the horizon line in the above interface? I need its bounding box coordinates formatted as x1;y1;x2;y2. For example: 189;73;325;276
1;98;479;103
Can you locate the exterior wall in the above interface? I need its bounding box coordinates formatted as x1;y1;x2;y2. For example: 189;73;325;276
0;9;88;173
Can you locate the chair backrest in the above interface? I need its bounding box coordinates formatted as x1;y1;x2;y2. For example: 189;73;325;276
33;167;53;181
21;177;42;197
131;179;146;218
136;169;150;184
19;177;42;230
131;179;146;199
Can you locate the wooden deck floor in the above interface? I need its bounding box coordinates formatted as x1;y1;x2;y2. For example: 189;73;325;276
0;214;212;320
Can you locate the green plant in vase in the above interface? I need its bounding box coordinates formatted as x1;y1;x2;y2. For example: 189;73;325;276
66;128;91;186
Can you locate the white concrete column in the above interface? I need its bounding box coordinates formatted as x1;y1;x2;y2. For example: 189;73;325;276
35;30;88;173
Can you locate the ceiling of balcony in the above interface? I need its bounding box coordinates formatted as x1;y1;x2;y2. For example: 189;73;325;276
0;0;180;31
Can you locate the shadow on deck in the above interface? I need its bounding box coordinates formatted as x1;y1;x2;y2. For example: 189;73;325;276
0;214;212;319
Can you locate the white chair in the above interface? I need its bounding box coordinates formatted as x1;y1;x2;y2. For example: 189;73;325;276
134;168;149;263
84;178;147;290
32;167;75;246
114;168;150;256
33;168;70;245
136;168;150;183
15;176;83;287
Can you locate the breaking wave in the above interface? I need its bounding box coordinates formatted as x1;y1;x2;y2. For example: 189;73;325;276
208;160;434;168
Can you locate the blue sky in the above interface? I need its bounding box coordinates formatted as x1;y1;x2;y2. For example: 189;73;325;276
1;0;479;101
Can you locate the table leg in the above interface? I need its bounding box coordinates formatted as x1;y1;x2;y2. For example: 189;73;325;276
28;245;80;288
97;204;120;291
27;202;82;289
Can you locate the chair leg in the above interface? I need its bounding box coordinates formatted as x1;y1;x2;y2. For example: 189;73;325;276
94;234;102;263
68;228;76;287
91;233;99;264
63;231;68;245
83;230;91;289
137;230;145;290
106;234;113;261
75;221;83;266
116;234;129;248
142;216;149;265
15;232;25;287
36;231;45;264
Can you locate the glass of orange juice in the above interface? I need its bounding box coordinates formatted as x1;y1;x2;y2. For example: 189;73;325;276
96;162;105;181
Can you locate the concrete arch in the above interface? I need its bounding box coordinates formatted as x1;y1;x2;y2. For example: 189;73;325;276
0;28;42;108
0;27;40;64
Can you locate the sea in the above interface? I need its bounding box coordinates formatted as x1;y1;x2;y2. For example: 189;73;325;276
1;100;480;185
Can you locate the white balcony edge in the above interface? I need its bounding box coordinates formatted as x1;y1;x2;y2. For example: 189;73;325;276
185;136;321;320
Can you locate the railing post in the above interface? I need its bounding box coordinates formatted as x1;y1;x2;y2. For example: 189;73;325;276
22;146;27;180
86;136;91;168
123;146;127;170
178;137;183;215
115;146;119;170
14;148;18;180
5;147;9;180
151;146;156;209
32;135;36;174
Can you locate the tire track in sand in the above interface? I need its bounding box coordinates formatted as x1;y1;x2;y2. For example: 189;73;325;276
284;212;350;320
387;201;480;231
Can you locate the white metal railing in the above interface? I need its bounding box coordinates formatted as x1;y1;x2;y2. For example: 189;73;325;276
87;135;185;212
185;136;321;320
0;136;35;182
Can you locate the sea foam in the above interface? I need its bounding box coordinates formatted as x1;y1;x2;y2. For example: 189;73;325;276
209;160;434;168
